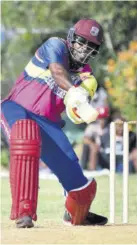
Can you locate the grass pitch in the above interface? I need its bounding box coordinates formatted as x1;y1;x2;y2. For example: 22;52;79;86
1;175;137;244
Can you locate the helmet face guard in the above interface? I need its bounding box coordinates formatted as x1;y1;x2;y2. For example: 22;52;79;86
68;32;100;64
67;19;103;64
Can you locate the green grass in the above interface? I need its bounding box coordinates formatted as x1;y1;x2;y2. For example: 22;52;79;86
1;175;137;225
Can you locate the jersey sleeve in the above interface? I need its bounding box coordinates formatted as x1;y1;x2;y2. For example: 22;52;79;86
37;37;68;68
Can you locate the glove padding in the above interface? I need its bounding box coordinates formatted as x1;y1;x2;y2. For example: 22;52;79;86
79;72;97;98
64;86;99;124
64;86;88;124
64;72;98;124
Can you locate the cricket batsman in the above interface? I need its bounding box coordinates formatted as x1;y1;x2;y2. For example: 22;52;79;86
1;18;108;228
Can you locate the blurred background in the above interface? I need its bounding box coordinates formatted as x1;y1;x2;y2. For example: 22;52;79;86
1;1;137;170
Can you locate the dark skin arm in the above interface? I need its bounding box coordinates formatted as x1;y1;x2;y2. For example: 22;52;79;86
49;63;73;91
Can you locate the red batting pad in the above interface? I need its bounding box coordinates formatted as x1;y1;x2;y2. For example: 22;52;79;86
65;179;97;225
9;119;41;221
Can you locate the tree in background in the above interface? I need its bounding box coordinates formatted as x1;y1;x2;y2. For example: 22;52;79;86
1;1;137;117
1;1;137;163
104;41;137;121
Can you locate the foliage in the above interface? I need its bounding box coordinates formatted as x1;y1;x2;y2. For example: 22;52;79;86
1;1;137;117
104;41;137;121
1;149;9;168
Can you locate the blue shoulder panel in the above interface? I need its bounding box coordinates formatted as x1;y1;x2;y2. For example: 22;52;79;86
37;37;69;69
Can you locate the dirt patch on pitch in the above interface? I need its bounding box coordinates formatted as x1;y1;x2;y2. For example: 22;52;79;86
1;221;137;244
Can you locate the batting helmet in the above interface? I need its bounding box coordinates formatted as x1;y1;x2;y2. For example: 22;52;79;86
67;18;104;64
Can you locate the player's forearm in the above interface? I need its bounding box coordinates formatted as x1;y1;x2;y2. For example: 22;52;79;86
49;63;72;91
89;148;98;170
83;137;92;145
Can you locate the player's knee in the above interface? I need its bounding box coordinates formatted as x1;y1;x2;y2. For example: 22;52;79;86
65;179;97;225
10;119;41;158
